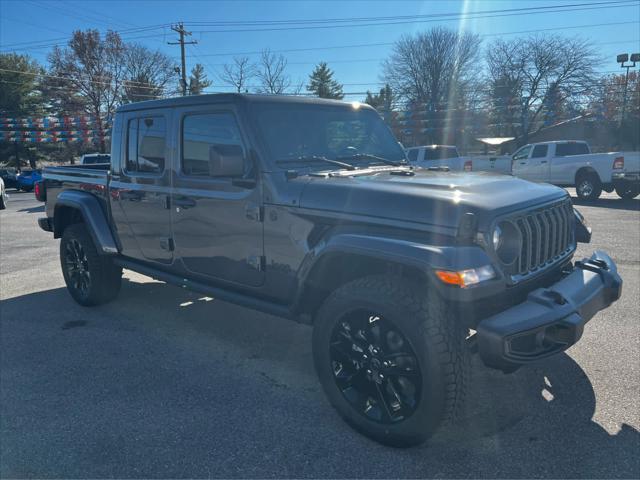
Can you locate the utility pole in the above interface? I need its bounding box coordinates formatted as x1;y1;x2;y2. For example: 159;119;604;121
615;53;639;147
168;22;197;96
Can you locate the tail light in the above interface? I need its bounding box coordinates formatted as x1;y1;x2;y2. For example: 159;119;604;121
34;181;46;202
613;156;624;170
464;160;473;172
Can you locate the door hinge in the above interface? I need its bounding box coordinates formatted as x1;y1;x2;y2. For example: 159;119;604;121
245;204;264;222
160;237;175;252
248;255;266;271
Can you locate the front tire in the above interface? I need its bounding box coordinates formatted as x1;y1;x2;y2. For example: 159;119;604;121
312;275;468;447
60;223;122;306
576;173;602;201
615;184;639;199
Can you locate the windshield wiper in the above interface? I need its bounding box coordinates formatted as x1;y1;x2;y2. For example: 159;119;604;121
335;153;406;167
276;155;357;171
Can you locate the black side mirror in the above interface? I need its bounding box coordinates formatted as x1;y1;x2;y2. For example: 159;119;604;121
209;145;245;177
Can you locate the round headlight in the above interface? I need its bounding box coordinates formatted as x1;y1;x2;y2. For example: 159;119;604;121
492;225;503;250
493;221;522;265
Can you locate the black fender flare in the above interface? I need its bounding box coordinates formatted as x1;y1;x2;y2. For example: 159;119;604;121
54;190;118;255
293;233;496;313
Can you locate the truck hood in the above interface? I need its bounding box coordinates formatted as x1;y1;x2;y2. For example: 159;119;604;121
297;170;567;230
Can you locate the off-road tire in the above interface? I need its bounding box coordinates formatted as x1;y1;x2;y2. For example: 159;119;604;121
615;184;639;200
312;275;468;447
60;223;122;306
576;173;602;201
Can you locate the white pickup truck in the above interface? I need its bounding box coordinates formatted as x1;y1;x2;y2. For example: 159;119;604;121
509;141;640;200
405;145;472;171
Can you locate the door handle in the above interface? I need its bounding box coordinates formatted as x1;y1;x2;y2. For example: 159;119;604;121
540;160;548;164
173;197;196;209
519;162;527;165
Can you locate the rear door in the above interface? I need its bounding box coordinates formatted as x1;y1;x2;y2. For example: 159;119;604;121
171;105;264;287
109;111;173;264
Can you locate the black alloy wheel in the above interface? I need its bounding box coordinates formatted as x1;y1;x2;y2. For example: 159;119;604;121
63;238;91;299
329;310;422;425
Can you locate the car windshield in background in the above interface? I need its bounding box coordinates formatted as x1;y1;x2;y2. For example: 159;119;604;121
423;147;459;160
253;104;406;169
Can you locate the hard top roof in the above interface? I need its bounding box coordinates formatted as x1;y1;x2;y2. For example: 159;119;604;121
116;93;372;113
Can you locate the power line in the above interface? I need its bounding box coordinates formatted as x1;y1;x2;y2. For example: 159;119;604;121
187;2;639;33
183;22;640;59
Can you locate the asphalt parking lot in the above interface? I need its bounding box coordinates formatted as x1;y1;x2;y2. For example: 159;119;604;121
1;189;639;479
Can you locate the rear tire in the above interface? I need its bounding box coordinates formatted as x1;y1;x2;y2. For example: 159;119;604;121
312;275;468;447
0;194;5;210
576;173;602;201
60;223;122;306
615;184;639;199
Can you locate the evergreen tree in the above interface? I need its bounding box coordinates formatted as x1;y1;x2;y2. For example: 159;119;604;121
306;62;343;99
188;64;212;95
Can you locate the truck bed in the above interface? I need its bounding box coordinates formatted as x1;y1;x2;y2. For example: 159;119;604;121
43;164;111;219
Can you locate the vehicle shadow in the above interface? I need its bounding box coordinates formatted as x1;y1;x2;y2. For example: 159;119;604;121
1;280;638;478
17;204;44;213
569;195;640;211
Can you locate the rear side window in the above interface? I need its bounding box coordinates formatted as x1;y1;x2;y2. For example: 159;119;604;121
126;116;166;174
531;145;548;158
182;112;245;177
555;143;589;156
407;149;419;162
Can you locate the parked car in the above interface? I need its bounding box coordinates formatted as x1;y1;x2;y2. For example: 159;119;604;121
0;177;7;209
16;169;42;192
0;167;18;189
80;153;111;165
509;141;640;200
38;94;622;447
406;145;472;171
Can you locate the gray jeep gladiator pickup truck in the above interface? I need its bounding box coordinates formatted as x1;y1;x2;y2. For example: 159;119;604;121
38;94;622;447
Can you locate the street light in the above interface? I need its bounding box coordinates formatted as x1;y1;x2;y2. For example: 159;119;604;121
616;52;640;134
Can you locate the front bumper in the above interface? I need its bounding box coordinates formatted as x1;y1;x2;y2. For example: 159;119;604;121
476;251;622;370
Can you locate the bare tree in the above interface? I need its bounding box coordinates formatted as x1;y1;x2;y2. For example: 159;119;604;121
256;49;290;94
486;35;599;144
382;27;481;143
122;44;175;102
219;56;256;93
48;30;126;152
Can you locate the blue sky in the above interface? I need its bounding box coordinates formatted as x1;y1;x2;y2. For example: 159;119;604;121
1;0;639;99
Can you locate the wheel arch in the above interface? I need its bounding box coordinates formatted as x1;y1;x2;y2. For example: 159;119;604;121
53;190;118;255
293;233;492;323
575;166;601;185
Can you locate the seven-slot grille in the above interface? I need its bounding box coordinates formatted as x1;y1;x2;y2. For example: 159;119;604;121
512;199;575;276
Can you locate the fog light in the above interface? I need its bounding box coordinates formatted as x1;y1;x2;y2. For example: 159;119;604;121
435;265;496;288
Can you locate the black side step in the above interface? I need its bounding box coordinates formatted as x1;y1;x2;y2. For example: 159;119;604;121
114;258;295;321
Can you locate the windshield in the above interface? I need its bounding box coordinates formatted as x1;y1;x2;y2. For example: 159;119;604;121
423;147;459;160
253;103;406;169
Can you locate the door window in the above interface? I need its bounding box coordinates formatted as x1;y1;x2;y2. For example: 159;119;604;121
513;145;532;161
182;112;246;177
531;145;549;158
126;116;166;174
407;149;419;162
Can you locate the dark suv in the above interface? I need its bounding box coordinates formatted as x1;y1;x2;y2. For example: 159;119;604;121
38;94;622;446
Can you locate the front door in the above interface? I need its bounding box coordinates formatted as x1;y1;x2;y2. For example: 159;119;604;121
110;111;173;264
171;106;264;287
511;145;535;181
